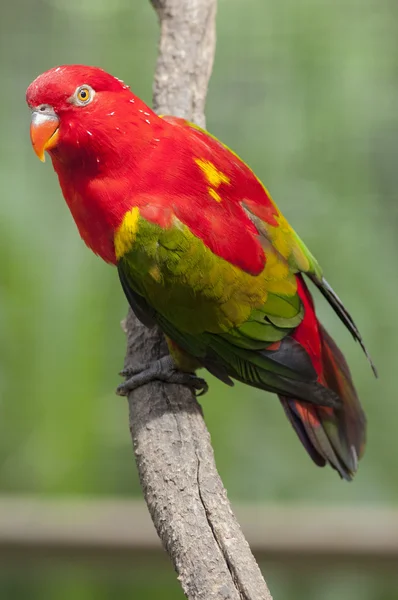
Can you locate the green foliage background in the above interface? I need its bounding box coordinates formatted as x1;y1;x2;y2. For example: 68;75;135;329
1;0;397;597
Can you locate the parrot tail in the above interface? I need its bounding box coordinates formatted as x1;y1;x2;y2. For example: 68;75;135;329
279;277;366;480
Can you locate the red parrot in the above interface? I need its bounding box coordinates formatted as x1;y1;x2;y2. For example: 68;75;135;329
26;65;376;479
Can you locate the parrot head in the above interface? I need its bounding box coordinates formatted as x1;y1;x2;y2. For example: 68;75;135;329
26;65;156;167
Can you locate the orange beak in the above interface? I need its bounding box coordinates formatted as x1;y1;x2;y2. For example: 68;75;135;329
30;111;60;162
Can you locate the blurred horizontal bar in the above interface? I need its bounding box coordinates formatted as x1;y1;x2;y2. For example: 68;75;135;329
0;496;397;567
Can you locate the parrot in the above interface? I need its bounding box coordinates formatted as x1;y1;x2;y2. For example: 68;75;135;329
26;65;376;480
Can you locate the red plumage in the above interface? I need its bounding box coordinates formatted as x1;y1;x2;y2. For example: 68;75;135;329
27;67;275;272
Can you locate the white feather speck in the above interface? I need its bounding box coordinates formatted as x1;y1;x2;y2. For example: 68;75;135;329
107;111;115;116
144;111;150;116
129;99;135;103
145;119;150;124
138;109;143;113
350;445;358;471
87;130;93;136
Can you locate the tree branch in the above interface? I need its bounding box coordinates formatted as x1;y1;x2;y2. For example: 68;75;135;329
123;1;273;597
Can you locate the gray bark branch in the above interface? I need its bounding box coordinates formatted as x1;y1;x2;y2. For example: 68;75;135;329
123;1;273;598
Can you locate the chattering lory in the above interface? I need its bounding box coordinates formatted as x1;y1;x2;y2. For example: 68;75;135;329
26;65;376;479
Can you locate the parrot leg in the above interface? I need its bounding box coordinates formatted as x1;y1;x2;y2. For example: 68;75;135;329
117;355;209;397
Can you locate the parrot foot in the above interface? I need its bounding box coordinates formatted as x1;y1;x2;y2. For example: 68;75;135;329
117;355;209;397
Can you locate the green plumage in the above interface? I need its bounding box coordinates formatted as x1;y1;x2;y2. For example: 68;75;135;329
118;213;340;409
119;214;299;335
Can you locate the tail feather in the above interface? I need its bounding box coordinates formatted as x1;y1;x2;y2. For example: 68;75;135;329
280;395;360;480
319;324;366;461
280;398;326;468
281;277;366;480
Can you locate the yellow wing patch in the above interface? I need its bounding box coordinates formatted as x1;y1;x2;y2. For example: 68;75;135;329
195;158;230;188
114;206;140;260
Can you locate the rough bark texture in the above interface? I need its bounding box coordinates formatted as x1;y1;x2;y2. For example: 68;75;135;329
123;1;273;598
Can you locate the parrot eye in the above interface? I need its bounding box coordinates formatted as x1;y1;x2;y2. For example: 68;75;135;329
74;85;94;106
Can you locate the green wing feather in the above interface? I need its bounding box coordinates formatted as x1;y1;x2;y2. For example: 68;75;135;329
244;204;376;375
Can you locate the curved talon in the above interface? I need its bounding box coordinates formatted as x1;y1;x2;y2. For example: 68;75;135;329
187;377;208;396
116;382;131;397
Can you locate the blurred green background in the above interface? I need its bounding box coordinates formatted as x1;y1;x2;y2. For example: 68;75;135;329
1;0;397;597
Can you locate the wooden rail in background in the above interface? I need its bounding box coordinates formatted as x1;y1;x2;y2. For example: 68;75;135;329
0;497;397;569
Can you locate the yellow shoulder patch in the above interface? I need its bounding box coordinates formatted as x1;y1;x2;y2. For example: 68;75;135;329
114;206;140;260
